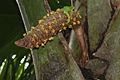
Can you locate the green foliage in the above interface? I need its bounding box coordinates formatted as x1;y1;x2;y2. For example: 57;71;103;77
0;0;34;80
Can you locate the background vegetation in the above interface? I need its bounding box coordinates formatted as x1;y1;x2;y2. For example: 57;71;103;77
0;0;120;80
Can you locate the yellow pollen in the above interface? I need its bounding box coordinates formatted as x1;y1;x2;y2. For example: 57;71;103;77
73;22;76;25
44;39;47;44
52;29;55;33
53;17;56;20
36;45;39;48
36;42;39;48
59;15;62;18
49;37;54;40
45;30;48;33
36;42;39;45
77;21;80;24
73;17;76;21
53;20;57;23
33;34;38;40
68;25;72;28
56;8;61;12
27;31;31;34
38;20;43;23
79;15;82;18
59;29;62;32
41;43;44;46
43;16;47;19
47;13;50;16
51;21;55;24
41;25;44;30
23;33;26;36
31;26;35;30
34;34;37;37
63;27;67;30
62;23;65;26
50;11;54;14
48;26;52;29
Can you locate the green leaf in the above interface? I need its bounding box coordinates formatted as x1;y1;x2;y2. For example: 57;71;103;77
0;0;34;80
0;59;8;80
0;0;30;66
6;64;12;80
15;63;24;80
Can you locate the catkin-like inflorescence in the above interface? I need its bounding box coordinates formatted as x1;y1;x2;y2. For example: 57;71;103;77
15;9;81;49
69;11;81;28
15;9;69;49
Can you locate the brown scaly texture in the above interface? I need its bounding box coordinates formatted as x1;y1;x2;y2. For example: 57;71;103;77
15;9;81;49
